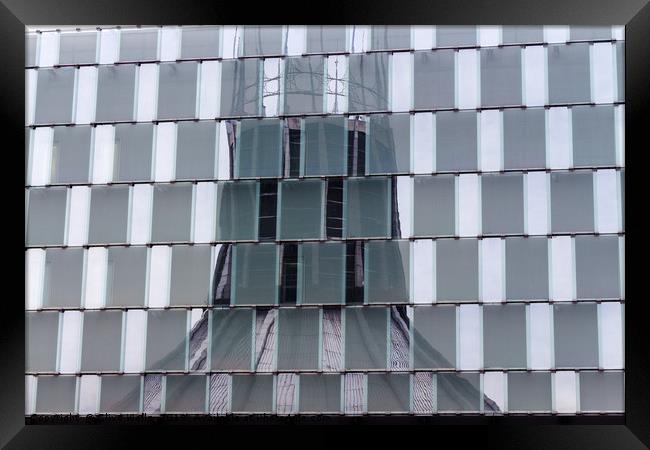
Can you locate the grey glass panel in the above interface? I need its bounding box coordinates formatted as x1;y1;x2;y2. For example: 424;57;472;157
570;26;612;41
113;123;153;182
305;26;346;53
35;376;76;413
367;374;410;412
237;119;283;178
215;181;258;241
480;47;522;107
299;374;341;413
344;307;388;370
483;304;526;368
119;28;158;61
145;310;187;371
367;113;410;174
572;105;616;167
59;31;97;65
26;34;37;66
233;243;277;305
616;42;624;102
365;240;410;303
437;372;480;412
345;177;390;238
242;26;283;56
548;43;591;104
180;26;220;59
211;308;252;370
100;375;141;413
300;242;345;304
51;126;92;184
436;239;478;301
175;121;216;180
26;311;59;372
370;26;411;50
579;371;624;412
505;237;549;300
165;375;206;413
620;169;625;230
436;111;478;172
550;172;594;233
96;65;136;122
413;305;456;369
220;59;261;117
501;26;544;44
106;247;147;307
157;62;198;120
34;67;75;124
278;180;323;239
348;53;389;113
81;311;122;371
231;375;274;412
43;248;83;308
413;175;455;236
575;235;620;299
303;116;347;176
413;50;455;109
481;173;524;234
277;308;319;370
26;187;67;246
436;26;476;47
503;108;546;170
283;56;325;114
88;185;129;244
507;372;552;412
554;303;599;368
169;245;211;305
151;183;193;242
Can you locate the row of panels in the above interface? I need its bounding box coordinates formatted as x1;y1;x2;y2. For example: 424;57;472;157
26;370;624;415
26;41;624;126
26;302;624;374
26;105;625;186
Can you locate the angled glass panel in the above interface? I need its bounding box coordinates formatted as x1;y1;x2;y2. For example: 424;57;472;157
436;111;478;172
35;376;76;413
43;248;83;308
113;123;153;182
548;43;591;104
569;26;612;41
480;46;522;107
51;126;92;184
96;65;136;122
554;303;599;368
233;243;278;305
574;235;620;299
26;187;67;246
157;62;198;120
145;309;187;371
413;175;455;236
436;26;476;47
106;247;147;307
88;185;129;244
483;304;526;368
99;375;141;413
550;172;594;233
507;372;552;412
436;239;478;302
413;50;455;109
437;372;480;412
220;59;261;117
370;26;411;50
26;34;37;66
367;373;410;412
501;26;544;44
348;53;389;113
236;119;283;178
303;116;347;176
169;245;211;306
299;374;341;413
180;26;220;59
305;26;346;53
579;371;624;412
175;121;216;180
367;113;410;175
616;42;624;102
481;173;524;235
277;308;319;370
299;242;345;305
231;374;274;413
345;177;391;238
119;28;158;62
151;183;193;242
165;375;206;413
210;308;253;370
413;305;456;369
215;181;258;241
278;179;323;240
34;67;75;124
242;26;283;56
81;311;122;371
344;307;388;370
365;240;410;303
59;31;97;65
572;105;616;167
26;311;59;372
505;237;549;300
503;108;546;170
283;55;325;114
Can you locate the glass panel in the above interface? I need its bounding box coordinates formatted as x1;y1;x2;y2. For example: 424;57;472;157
277;308;319;370
151;183;193;242
237;119;283;178
26;311;59;372
59;31;97;65
483;304;526;368
367;373;410;412
413;175;455;236
413;305;456;369
345;177;391;238
34;67;75;124
507;372;552;412
299;374;341;413
242;26;283;56
215;181;258;241
145;309;187;371
303;116;347;176
299;242;345;304
180;26;220;59
96;65;136;122
413;50;455;109
231;374;274;413
119;28;158;61
505;237;549;300
26;34;37;66
572;105;616;167
550;172;594;233
88;185;129;244
436;26;476;47
106;247;147;307
165;375;206;413
579;371;624;412
26;187;67;246
548;43;591;104
344;307;387;370
436;111;478;172
553;303;599;368
211;308;252;370
348;53;389;113
437;372;480;412
574;235;620;299
81;311;122;371
169;245;211;305
278;180;323;240
99;375;141;413
616;42;624;102
35;376;76;413
305;26;346;53
157;62;198;120
501;26;544;44
481;173;524;234
365;240;410;303
480;46;522;107
43;248;83;308
436;239;478;302
570;26;611;41
502;108;546;170
233;243;278;305
175;121;216;180
283;56;325;114
50;126;92;184
367;113;410;174
113;123;153;182
220;59;261;117
370;26;411;50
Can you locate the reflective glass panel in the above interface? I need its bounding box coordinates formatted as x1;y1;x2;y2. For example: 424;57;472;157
211;308;253;370
550;172;594;233
88;185;130;244
579;371;624;412
299;242;345;304
501;26;544;44
165;375;206;413
437;372;480;412
345;177;391;238
436;239;478;302
413;50;455;109
436;111;478;172
215;181;258;241
505;237;549;300
145;310;187;371
367;113;410;175
365;240;410;303
436;26;476;47
119;29;158;61
231;374;274;413
370;26;411;50
483;304;526;368
26;311;59;372
113;123;153;182
348;53;389;113
299;374;341;413
278;180;323;240
106;247;147;307
35;376;76;413
283;56;325;114
81;311;122;371
233;243;278;305
220;59;261;117
413;305;456;369
151;183;193;243
554;303;599;368
34;67;75;124
481;173;524;234
344;307;387;370
277;308;320;370
480;46;522;107
548;43;591;104
572;105;616;167
51;126;92;184
574;235;620;299
507;372;552;412
236;119;283;178
413;175;455;236
169;245;212;305
305;26;346;53
367;373;410;412
180;26;220;59
26;187;67;246
503;108;546;170
96;65;136;122
175;121;216;180
303;116;347;176
157;62;198;120
100;375;141;413
43;248;83;308
242;26;283;56
59;31;97;65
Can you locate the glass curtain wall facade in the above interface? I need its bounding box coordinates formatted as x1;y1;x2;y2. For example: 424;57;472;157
25;25;625;416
